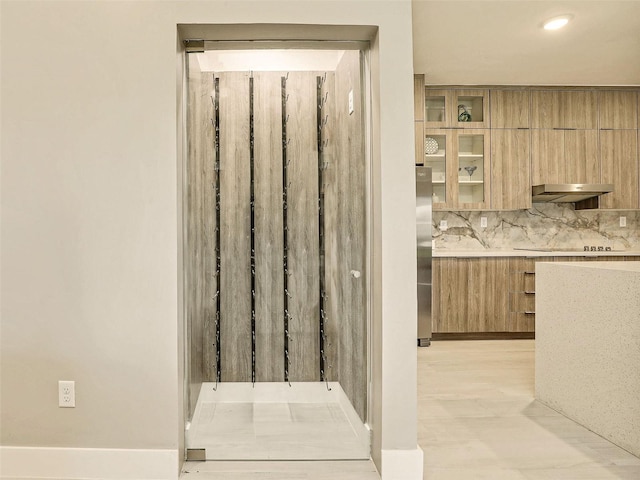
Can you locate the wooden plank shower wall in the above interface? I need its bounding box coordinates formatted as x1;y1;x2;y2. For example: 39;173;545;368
325;51;367;421
186;65;215;418
186;61;367;419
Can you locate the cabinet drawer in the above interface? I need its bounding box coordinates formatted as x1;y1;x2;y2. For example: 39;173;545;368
509;312;535;333
509;292;535;314
510;271;535;292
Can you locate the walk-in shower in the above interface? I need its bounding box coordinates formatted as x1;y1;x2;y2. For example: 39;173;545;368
183;42;370;461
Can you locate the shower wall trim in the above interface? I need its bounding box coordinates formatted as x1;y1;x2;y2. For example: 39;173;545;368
317;74;328;385
249;74;256;384
213;75;221;383
281;75;290;383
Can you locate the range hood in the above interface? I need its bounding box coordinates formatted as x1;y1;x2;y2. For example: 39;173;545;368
532;184;613;203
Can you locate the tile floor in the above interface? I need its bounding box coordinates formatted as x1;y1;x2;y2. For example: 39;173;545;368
419;340;640;480
182;339;640;479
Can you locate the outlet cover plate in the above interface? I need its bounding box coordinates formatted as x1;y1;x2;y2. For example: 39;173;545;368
59;380;75;408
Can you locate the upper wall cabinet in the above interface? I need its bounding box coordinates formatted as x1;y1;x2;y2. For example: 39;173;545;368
424;128;490;210
600;130;639;209
531;90;597;129
490;90;530;129
599;91;638;130
491;129;531;210
531;129;600;185
425;88;489;128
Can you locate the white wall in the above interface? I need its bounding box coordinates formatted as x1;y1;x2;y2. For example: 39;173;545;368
0;1;419;478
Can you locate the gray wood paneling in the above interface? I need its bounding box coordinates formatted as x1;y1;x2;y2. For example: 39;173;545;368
319;72;339;383
201;73;218;383
219;71;252;382
186;66;215;416
254;72;285;381
332;51;367;421
186;62;368;422
286;72;320;382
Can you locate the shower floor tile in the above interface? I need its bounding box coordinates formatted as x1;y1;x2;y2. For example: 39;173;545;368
186;383;370;460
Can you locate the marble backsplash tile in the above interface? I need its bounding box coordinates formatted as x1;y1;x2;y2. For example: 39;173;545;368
433;204;640;251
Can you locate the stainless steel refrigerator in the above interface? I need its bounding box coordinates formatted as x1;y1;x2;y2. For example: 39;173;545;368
416;166;432;347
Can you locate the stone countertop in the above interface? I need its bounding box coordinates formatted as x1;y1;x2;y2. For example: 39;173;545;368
551;261;640;271
433;249;640;258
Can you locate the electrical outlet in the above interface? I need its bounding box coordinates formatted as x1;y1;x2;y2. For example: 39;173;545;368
59;380;75;408
480;217;488;228
619;216;627;227
439;220;448;231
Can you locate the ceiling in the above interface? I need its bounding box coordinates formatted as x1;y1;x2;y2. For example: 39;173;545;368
412;1;640;86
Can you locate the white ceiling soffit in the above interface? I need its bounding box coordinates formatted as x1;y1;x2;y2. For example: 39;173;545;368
196;49;346;72
412;0;640;86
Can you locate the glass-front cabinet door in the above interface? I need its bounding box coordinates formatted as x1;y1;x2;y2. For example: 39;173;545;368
424;88;489;128
454;130;490;209
451;89;489;128
423;130;448;208
424;89;449;128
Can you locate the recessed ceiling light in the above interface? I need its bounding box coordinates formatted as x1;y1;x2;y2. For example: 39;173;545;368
543;15;573;30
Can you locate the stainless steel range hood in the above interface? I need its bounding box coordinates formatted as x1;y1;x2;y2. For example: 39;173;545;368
532;184;613;203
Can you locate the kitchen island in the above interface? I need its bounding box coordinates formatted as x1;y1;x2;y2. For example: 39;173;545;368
535;261;640;458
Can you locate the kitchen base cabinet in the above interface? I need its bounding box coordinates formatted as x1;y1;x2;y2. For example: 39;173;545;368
508;258;536;333
432;258;508;333
432;256;640;336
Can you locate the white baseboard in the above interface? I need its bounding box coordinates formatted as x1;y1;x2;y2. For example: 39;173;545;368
0;446;178;480
381;446;423;480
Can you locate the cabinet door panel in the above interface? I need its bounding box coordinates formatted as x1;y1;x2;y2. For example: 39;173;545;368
468;259;509;332
563;91;597;129
454;129;490;209
532;90;597;129
531;91;562;128
599;91;638;129
531;130;564;184
491;129;531;209
435;258;469;333
600;130;639;209
564;130;600;184
490;90;530;128
414;75;425;121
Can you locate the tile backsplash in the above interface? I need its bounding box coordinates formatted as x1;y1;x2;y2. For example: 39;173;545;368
433;204;640;251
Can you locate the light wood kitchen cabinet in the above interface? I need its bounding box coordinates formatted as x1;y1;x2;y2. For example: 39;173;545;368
432;258;508;333
490;89;530;128
416;84;640;210
414;75;425;165
599;91;638;130
424;128;490;209
432;258;466;333
600;129;639;209
531;129;599;185
414;75;425;122
468;258;509;332
531;90;597;129
424;88;489;128
508;258;536;333
432;255;640;336
491;129;531;209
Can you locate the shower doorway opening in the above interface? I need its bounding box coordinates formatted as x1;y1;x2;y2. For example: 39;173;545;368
182;41;372;461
